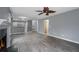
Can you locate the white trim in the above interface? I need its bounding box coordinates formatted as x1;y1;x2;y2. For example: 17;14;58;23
38;32;79;44
48;34;79;44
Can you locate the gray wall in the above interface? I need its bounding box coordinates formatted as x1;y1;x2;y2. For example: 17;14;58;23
38;8;79;44
0;7;10;19
32;20;38;31
38;20;44;33
27;20;32;32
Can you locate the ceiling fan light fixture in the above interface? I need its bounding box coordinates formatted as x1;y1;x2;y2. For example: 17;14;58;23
36;7;56;16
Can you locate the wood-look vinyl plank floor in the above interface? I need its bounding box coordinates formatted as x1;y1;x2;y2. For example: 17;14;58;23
12;32;79;52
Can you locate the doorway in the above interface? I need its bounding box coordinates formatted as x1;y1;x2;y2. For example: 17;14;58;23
44;20;49;35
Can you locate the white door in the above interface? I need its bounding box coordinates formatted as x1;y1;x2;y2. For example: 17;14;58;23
44;20;49;35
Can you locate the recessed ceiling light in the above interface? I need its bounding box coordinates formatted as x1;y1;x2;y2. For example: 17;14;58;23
18;16;27;19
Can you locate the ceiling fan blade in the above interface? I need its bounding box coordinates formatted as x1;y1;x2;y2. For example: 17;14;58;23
38;12;43;15
36;10;42;12
49;10;56;13
36;7;56;16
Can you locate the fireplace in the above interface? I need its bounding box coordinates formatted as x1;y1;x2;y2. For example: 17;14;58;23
0;29;7;52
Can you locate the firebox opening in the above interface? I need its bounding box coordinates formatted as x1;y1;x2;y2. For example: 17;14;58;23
0;29;7;52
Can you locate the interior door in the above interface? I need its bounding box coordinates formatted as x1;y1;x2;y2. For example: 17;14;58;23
44;20;49;35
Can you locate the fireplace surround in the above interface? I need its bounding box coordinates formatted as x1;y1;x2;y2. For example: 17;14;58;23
0;20;18;52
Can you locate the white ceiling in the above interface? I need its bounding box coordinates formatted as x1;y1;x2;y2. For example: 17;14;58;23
10;7;78;20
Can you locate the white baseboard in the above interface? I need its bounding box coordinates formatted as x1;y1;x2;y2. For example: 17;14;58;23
48;34;79;44
38;32;79;44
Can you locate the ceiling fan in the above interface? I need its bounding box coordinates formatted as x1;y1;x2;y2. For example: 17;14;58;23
36;7;56;15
